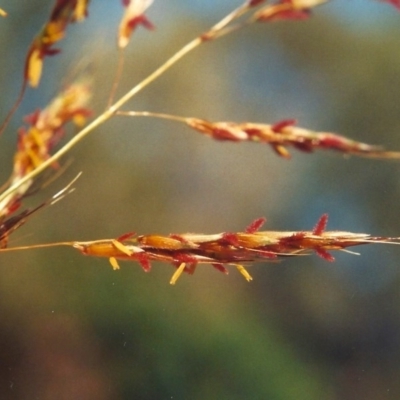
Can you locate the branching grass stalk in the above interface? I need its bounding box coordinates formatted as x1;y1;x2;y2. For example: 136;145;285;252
0;1;253;206
106;49;125;109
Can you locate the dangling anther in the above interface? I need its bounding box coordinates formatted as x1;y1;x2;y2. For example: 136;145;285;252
234;264;253;282
109;257;121;270
170;263;186;285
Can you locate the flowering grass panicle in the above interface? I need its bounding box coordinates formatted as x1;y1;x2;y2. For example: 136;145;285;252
1;0;400;285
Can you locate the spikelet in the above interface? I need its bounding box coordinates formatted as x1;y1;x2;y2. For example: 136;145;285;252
0;80;91;246
25;0;90;87
252;0;328;22
71;214;400;284
118;0;154;48
184;117;400;159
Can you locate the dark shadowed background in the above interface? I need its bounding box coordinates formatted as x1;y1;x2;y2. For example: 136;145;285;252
1;1;400;399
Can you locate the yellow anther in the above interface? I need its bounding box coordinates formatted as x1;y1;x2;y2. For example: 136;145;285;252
170;263;186;285
235;264;253;282
112;240;133;256
27;49;43;88
109;257;120;270
74;0;87;22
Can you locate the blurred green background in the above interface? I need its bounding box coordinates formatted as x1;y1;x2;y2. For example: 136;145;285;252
1;1;400;399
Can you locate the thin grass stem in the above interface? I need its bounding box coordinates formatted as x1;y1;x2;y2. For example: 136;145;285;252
0;2;254;205
117;111;188;123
